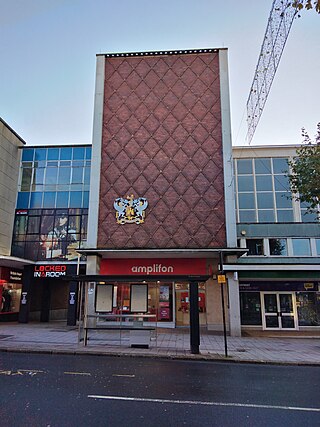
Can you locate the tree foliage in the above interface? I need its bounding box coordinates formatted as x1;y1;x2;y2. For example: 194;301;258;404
292;0;320;13
287;124;320;214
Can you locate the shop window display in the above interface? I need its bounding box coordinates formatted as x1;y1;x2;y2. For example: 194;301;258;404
240;292;262;325
296;292;320;326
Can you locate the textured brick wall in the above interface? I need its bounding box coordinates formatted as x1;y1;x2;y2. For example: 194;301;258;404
97;52;226;249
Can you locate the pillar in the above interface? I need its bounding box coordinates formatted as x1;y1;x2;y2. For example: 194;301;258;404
227;271;241;337
189;281;200;354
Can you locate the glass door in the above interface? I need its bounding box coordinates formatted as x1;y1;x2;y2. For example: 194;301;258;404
262;292;298;330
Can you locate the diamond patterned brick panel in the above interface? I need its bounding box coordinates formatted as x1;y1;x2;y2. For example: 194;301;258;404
98;52;226;249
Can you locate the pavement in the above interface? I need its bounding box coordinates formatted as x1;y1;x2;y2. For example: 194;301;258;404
0;321;319;365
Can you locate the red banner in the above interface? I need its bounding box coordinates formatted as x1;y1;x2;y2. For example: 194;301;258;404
100;258;207;276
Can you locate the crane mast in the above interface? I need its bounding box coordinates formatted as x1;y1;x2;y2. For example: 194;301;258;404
247;0;297;144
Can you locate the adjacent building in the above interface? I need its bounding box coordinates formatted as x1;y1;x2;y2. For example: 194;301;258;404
0;117;32;321
233;146;320;333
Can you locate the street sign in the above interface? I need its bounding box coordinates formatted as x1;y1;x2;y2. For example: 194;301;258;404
217;274;226;284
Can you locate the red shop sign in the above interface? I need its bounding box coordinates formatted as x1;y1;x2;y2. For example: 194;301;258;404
100;258;207;276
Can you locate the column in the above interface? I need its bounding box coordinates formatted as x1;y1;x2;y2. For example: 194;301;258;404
227;271;241;337
18;265;33;323
85;254;101;327
67;281;78;326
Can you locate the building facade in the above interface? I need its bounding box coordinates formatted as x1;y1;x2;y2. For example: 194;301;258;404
233;146;320;332
82;48;242;339
11;145;91;322
0;117;31;321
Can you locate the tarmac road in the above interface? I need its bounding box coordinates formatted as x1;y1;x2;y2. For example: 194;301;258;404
0;352;319;427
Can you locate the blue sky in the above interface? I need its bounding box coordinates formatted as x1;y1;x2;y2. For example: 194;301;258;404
1;0;319;146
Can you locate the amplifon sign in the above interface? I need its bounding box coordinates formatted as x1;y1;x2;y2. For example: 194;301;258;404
34;265;67;278
100;259;207;276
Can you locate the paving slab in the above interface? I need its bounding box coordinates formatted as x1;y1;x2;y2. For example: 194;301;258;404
0;322;319;365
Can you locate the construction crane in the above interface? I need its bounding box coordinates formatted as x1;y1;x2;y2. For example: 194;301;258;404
246;0;297;144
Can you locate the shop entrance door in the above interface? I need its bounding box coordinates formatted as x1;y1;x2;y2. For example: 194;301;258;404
261;292;298;330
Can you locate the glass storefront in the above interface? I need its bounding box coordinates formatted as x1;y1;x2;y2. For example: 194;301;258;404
93;281;206;327
240;281;320;329
0;268;23;319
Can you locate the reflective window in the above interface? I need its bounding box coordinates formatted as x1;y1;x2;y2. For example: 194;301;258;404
83;191;89;208
17;192;29;209
21;168;32;191
269;238;287;256
47;148;59;160
292;239;311;256
45;167;58;185
316;239;320;255
257;193;274;209
240;292;262;325
69;192;82;208
238;193;255;209
238;176;254;192
56;192;69;208
256;175;273;191
296;292;320;326
239;210;256;222
30;192;43;208
254;158;271;175
71;167;83;184
60;147;72;160
58;167;71;184
73;147;85;160
273;158;288;174
43;192;56;208
277;210;294;222
237;159;252;174
274;174;290;191
34;148;47;161
275;193;292;208
33;168;44;185
86;147;92;159
22;149;34;162
258;210;275;222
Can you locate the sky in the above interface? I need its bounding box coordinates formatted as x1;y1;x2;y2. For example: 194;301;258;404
0;0;319;147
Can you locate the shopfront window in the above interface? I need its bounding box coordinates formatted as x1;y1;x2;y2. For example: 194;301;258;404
296;292;320;326
96;282;174;322
240;292;262;325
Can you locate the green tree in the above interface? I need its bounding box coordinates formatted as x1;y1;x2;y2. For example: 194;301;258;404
288;124;320;215
292;0;320;13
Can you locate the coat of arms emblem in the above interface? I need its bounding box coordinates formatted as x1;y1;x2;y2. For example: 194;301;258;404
114;194;148;225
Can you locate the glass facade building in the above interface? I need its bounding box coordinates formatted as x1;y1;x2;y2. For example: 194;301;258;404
11;145;91;261
234;146;320;331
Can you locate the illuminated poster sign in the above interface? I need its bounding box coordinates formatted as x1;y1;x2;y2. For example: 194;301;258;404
100;259;207;276
34;265;67;278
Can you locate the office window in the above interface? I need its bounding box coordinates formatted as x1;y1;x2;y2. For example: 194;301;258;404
269;238;287;256
22;149;34;162
34;148;47;161
237;159;252;174
254;158;271;175
73;147;85;160
316;239;320;255
56;192;69;208
292;239;311;256
60;147;72;160
30;192;43;208
272;158;288;174
47;148;59;160
246;239;264;255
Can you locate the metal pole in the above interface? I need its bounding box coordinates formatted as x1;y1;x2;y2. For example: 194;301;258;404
219;251;228;358
189;281;200;354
